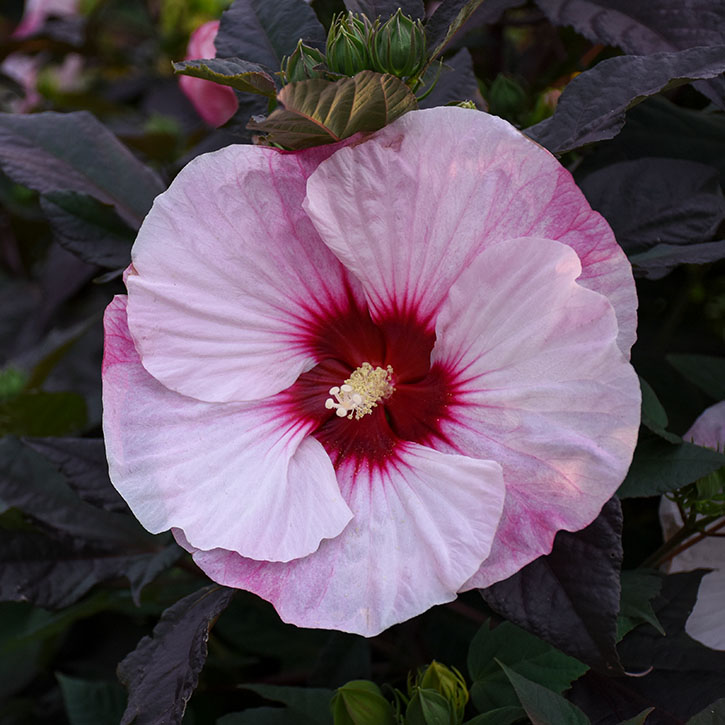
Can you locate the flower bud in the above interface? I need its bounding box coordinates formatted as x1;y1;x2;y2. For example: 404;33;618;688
281;39;326;83
411;661;469;724
330;680;395;725
370;9;426;78
326;12;372;76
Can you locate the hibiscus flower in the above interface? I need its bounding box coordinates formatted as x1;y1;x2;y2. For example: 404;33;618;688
103;107;640;636
660;401;725;650
179;20;239;127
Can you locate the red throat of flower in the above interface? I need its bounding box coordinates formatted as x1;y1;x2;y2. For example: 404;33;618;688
286;297;456;471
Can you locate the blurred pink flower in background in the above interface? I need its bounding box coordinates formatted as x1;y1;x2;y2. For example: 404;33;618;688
660;401;725;650
179;20;239;127
102;107;640;635
13;0;79;38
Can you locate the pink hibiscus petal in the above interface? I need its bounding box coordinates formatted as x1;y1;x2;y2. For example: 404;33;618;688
685;571;725;650
13;0;78;38
304;107;636;355
683;400;725;450
103;295;352;562
182;444;505;636
660;497;725;650
426;236;640;587
179;20;238;127
126;142;365;403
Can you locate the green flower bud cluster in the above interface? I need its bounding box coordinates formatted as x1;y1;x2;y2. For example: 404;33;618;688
330;662;470;725
370;9;426;78
279;9;429;86
411;661;469;724
281;39;327;83
326;12;374;76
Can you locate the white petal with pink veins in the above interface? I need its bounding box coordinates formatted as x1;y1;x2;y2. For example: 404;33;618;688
305;106;636;354
183;444;505;636
427;236;640;587
126;143;364;404
103;296;352;562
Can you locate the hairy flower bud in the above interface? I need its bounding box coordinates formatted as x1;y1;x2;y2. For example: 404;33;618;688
281;39;327;83
330;680;395;725
326;12;372;76
411;661;469;724
371;9;426;78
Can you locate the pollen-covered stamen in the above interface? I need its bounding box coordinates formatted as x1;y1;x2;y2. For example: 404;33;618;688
325;362;395;419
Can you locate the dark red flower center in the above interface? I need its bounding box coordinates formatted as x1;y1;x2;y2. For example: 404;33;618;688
286;296;456;470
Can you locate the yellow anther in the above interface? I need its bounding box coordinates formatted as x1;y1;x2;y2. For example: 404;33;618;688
325;362;394;420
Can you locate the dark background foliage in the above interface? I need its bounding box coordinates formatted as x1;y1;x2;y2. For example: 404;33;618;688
0;0;724;723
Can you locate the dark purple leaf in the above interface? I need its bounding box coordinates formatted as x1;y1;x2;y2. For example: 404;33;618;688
118;585;234;725
571;573;725;724
579;98;725;192
173;58;277;98
344;0;425;20
630;241;725;279
579;159;725;254
22;437;128;513
215;0;326;69
0;530;180;609
526;46;725;154
0;437;141;545
480;497;624;674
0;437;179;608
425;0;524;53
418;48;480;108
39;192;136;269
533;0;725;107
0;112;165;229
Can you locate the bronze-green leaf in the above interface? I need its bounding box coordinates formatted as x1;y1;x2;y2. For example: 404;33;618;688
248;70;418;149
173;58;277;98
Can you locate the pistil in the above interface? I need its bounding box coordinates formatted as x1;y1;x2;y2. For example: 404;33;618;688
325;362;395;419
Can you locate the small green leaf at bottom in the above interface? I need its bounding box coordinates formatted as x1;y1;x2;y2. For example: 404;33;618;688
496;660;590;725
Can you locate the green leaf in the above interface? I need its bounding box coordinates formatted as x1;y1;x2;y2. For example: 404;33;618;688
406;689;453;725
248;71;418;149
218;709;302;724
173;58;277;98
688;698;725;724
496;661;590;725
0;603;54;699
527;46;725;154
39;191;135;269
618;570;665;639
242;684;334;725
57;674;126;725
638;377;680;442
467;622;588;712
617;429;725;498
0;368;26;400
464;707;525;725
667;354;725;402
0;391;86;437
